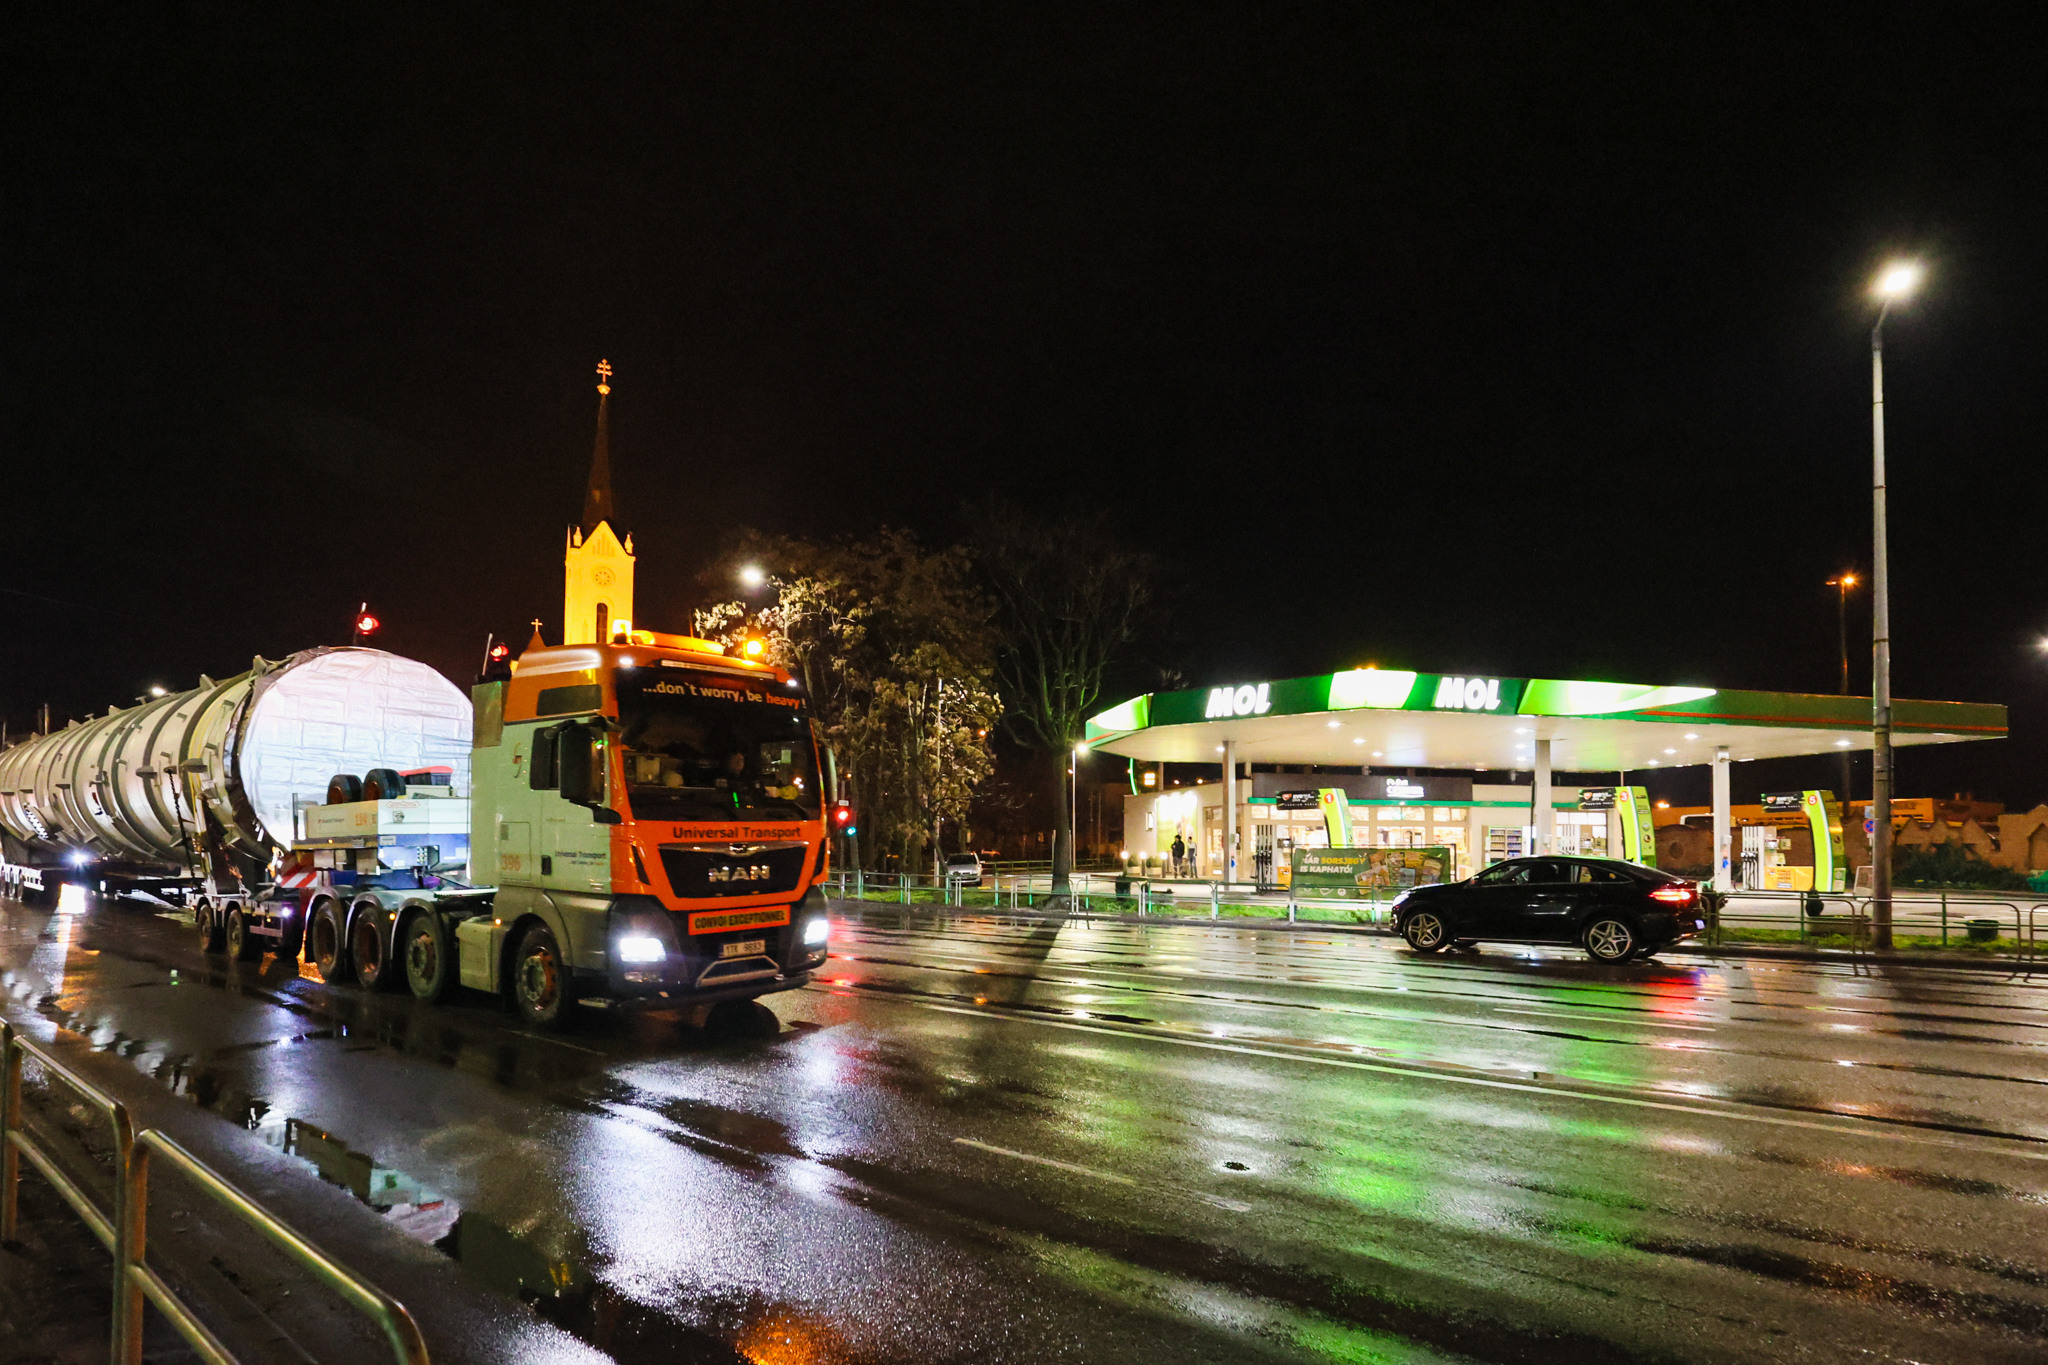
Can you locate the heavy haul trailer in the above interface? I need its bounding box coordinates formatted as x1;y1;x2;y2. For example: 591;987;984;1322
0;639;833;1027
280;637;833;1026
0;648;474;922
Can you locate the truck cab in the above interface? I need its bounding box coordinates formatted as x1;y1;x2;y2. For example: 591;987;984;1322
294;634;832;1027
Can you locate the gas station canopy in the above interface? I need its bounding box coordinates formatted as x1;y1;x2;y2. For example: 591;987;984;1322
1082;668;2005;771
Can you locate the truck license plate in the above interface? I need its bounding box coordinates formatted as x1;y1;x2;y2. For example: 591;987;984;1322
722;939;765;958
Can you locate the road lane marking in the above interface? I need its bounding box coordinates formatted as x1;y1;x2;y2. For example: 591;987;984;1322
954;1137;1252;1212
1494;1007;1715;1032
846;994;2048;1160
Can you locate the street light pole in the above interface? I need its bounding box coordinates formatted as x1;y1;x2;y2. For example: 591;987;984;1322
1827;573;1857;804
1868;260;1921;950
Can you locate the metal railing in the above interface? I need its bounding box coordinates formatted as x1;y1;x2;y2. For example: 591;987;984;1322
2;1017;135;1352
1703;888;2048;963
824;872;2048;960
0;1019;429;1365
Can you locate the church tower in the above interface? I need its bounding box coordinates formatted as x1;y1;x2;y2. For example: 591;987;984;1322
563;359;636;645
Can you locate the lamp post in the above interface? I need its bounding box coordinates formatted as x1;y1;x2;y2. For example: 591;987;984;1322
1869;260;1922;949
1827;572;1857;803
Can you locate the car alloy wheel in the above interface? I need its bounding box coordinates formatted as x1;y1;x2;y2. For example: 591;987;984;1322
1584;917;1636;963
1404;912;1447;952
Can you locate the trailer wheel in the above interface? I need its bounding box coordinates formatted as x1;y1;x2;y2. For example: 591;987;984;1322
352;913;396;991
509;923;576;1029
362;768;407;802
226;908;261;962
196;900;225;954
402;913;451;1002
309;900;354;984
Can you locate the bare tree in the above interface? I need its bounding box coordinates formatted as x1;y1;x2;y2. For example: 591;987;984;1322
976;505;1153;897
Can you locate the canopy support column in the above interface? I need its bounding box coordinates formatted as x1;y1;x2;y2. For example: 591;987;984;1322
1532;738;1553;855
1713;745;1733;891
1221;740;1238;884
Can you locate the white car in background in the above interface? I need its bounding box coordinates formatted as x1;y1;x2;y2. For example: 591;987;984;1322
943;853;984;886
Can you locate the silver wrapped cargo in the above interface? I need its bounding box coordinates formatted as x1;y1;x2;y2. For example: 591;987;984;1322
0;648;470;871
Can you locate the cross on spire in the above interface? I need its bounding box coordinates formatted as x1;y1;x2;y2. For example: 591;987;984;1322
581;360;617;534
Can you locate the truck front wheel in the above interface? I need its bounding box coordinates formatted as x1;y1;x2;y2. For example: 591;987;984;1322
510;923;575;1029
402;914;451;1003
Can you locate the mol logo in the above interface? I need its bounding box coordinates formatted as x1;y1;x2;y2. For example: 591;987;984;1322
1205;683;1273;718
1432;676;1505;711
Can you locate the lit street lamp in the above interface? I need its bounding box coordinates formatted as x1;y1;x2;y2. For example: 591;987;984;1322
1869;260;1922;948
1827;572;1857;803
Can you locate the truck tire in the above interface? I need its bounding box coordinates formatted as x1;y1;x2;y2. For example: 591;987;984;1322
196;900;225;954
326;773;363;805
401;912;452;1002
351;911;396;991
226;907;261;962
509;923;576;1029
309;899;354;983
361;768;407;802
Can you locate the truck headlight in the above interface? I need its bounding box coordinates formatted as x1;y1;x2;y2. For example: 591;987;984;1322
616;934;665;963
802;917;829;946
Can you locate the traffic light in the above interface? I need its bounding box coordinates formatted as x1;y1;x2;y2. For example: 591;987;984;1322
352;603;381;643
832;799;857;837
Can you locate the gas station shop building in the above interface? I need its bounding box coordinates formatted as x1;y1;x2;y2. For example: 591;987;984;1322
1084;667;2005;890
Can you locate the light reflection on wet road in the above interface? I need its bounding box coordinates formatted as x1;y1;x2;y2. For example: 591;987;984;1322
6;895;2048;1363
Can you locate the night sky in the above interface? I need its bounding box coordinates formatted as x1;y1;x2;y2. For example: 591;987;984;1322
6;7;2045;808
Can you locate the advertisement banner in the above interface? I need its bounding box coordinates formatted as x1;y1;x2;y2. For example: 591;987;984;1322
1290;846;1453;898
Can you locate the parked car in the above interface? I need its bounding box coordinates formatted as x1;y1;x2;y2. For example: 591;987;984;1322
943;853;984;886
1390;856;1705;962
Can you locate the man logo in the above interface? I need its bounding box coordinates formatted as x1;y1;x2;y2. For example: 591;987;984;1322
1432;676;1503;711
1205;683;1273;718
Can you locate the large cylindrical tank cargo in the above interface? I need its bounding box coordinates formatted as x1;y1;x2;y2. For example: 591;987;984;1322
0;648;471;876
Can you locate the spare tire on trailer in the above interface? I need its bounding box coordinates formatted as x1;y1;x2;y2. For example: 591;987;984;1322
326;773;364;805
361;768;407;802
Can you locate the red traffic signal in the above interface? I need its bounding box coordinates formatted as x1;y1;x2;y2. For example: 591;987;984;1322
832;800;855;829
488;642;510;661
354;612;380;636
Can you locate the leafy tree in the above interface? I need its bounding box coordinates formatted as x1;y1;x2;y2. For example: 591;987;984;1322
974;505;1153;895
696;530;998;876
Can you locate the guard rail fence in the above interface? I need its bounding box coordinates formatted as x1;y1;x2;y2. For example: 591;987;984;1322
0;1019;430;1365
826;872;2048;958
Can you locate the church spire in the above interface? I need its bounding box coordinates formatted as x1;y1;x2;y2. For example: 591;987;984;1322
580;358;616;535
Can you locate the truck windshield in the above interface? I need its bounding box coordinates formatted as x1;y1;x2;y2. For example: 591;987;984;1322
615;667;820;822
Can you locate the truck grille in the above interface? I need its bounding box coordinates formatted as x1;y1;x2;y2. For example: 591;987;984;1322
660;845;808;898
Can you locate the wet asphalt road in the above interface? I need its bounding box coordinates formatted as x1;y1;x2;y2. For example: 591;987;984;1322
6;895;2048;1364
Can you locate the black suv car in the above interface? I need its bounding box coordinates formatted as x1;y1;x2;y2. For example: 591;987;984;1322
1391;856;1705;962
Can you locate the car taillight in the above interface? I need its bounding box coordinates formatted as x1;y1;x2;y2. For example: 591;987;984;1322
1649;884;1694;905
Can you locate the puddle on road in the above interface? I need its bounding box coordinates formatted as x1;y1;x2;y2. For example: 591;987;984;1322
262;1111;825;1363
